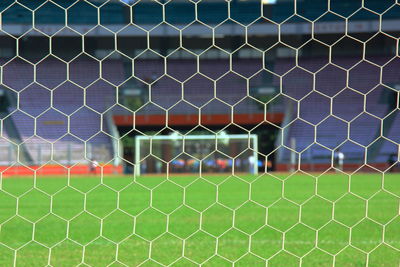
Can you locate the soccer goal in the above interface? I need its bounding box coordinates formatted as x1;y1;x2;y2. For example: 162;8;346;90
135;134;258;176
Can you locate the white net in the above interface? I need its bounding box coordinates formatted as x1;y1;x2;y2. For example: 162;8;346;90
0;0;399;266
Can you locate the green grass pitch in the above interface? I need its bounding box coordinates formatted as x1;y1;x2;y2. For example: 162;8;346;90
0;172;399;266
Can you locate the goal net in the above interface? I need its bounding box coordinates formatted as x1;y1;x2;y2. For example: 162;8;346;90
0;0;398;266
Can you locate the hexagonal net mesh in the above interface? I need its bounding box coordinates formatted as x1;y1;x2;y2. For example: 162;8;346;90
0;0;399;266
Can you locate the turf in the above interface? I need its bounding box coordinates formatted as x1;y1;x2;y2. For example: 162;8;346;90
0;172;399;266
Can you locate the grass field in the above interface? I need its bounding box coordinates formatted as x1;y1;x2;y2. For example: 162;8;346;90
0;172;399;266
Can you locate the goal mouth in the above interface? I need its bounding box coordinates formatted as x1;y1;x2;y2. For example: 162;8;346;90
135;134;259;176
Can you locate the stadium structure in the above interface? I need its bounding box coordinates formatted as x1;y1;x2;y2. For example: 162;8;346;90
0;0;398;176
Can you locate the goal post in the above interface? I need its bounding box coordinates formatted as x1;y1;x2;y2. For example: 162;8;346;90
135;134;258;176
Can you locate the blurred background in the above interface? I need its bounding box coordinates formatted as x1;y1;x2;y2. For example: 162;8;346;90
0;0;399;175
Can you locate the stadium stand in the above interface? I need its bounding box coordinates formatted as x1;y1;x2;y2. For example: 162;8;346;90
1;51;398;170
0;0;399;172
0;0;398;26
0;57;121;166
277;57;398;169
